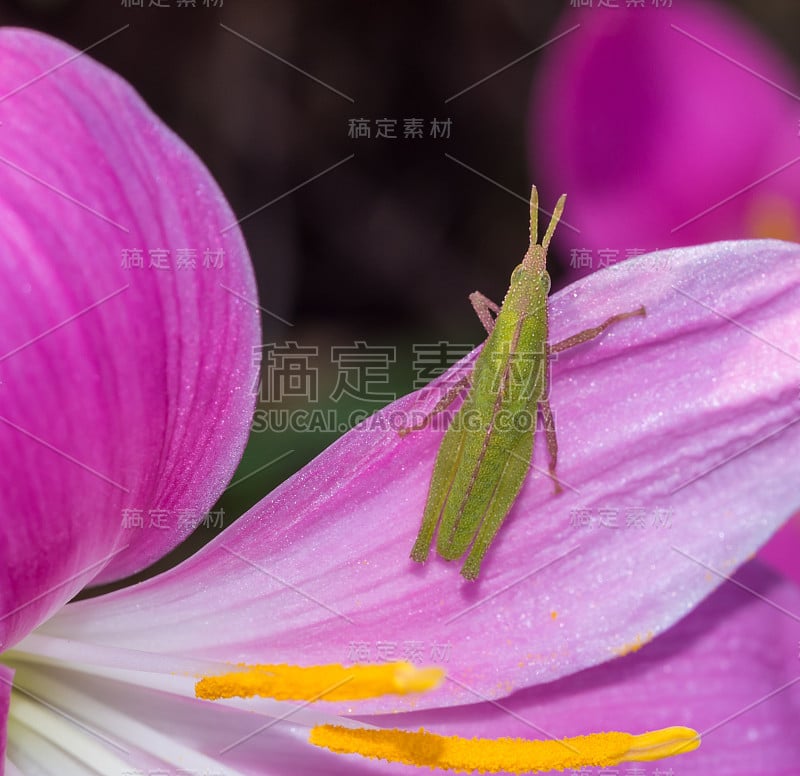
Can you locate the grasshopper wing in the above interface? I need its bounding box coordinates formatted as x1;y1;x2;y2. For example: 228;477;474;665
409;413;470;564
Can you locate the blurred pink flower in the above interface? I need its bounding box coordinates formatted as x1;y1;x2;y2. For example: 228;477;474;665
2;25;799;776
529;0;800;584
530;1;800;276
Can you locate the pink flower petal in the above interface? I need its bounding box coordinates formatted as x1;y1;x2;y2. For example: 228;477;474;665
14;566;797;774
370;562;800;774
38;240;800;711
0;29;259;649
530;2;800;275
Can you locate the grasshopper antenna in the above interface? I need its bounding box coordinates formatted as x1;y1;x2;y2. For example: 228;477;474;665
529;186;539;247
541;194;567;253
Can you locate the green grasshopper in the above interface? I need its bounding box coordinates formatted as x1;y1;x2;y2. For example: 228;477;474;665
401;187;645;580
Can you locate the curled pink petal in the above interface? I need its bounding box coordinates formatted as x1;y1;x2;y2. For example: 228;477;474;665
38;240;800;712
0;664;11;771
759;514;800;585
531;2;800;276
3;661;393;776
0;28;260;649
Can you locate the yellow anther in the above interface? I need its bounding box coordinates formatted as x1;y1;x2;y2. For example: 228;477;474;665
309;724;700;773
620;726;700;762
195;661;444;702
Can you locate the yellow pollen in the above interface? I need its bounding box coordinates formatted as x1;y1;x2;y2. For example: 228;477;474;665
195;661;444;702
615;631;653;657
309;724;700;773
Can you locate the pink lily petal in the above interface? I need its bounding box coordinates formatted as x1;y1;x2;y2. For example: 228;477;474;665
530;2;800;275
369;562;800;775
36;239;800;713
9;564;800;776
0;29;259;649
10;566;797;774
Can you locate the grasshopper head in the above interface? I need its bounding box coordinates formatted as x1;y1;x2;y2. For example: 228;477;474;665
523;187;566;273
510;260;551;296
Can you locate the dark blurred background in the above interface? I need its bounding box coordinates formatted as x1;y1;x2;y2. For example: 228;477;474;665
7;0;794;585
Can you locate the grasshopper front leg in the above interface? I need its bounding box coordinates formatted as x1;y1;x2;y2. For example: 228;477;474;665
469;291;501;334
400;291;500;438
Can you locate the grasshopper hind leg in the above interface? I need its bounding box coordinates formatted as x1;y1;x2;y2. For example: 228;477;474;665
398;374;471;437
540;398;563;495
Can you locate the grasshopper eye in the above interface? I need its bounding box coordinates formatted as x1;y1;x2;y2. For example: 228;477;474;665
541;273;551;294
